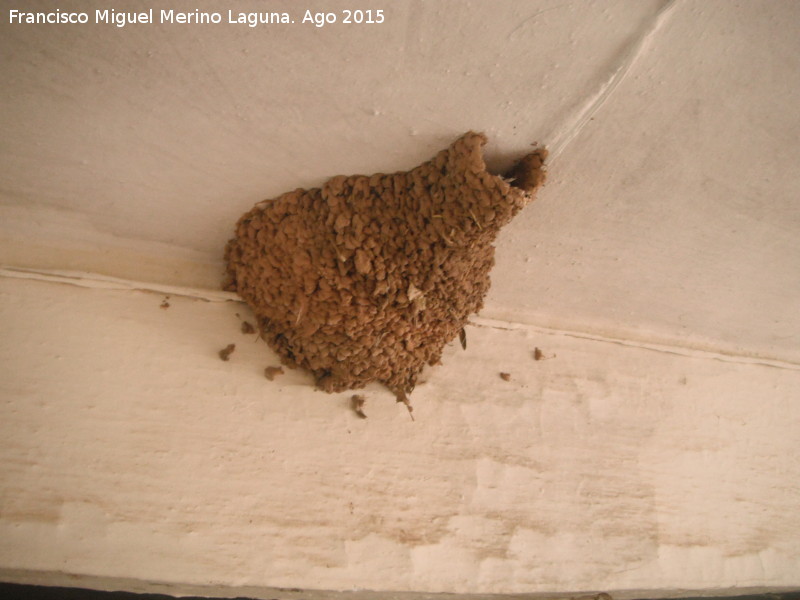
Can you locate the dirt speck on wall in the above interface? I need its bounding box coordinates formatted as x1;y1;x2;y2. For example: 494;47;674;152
224;132;546;396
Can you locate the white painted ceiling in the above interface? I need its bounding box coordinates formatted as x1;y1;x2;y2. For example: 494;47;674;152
3;1;798;366
2;0;799;365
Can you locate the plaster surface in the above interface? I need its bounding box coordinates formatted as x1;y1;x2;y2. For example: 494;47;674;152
1;0;799;596
1;273;798;595
1;1;797;362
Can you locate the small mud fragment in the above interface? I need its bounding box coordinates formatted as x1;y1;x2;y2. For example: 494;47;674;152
219;344;236;361
534;347;544;361
459;328;467;350
241;321;255;334
160;296;170;309
264;365;284;381
395;390;415;421
351;394;367;419
499;372;511;381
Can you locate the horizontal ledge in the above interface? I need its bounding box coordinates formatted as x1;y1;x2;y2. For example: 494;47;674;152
2;275;798;592
2;569;799;600
2;265;798;371
0;265;238;303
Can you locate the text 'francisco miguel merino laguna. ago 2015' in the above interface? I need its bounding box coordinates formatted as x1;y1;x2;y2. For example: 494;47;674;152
8;8;386;28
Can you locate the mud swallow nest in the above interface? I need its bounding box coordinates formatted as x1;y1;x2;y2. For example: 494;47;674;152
224;132;546;396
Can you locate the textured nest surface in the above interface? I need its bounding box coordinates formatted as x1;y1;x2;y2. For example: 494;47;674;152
224;132;546;396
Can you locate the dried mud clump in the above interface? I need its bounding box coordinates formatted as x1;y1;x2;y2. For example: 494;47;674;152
264;365;284;381
224;132;546;396
219;344;236;361
351;394;367;419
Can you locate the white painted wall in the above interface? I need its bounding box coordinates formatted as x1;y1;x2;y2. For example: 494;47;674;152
1;0;799;596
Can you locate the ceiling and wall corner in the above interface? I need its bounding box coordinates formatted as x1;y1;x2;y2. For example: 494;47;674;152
1;0;799;597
